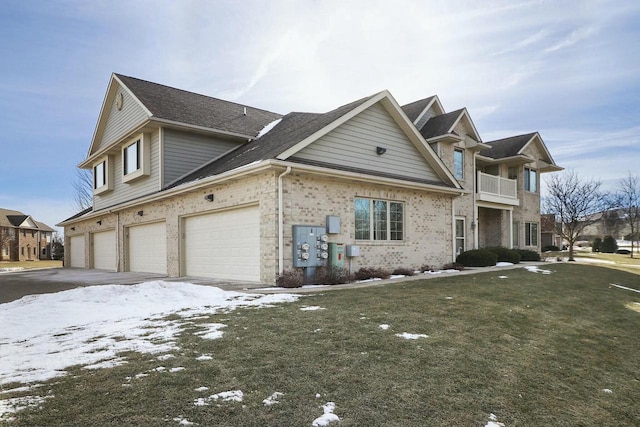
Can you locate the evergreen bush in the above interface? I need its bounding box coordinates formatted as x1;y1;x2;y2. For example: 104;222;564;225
515;249;541;261
485;246;521;264
456;249;498;267
601;236;618;253
592;237;602;253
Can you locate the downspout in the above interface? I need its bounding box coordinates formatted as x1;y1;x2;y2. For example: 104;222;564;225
473;151;479;249
278;166;292;276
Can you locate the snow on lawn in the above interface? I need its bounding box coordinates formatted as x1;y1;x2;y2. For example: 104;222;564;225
194;390;244;406
395;333;429;340
485;413;505;427
312;402;340;426
524;266;552;274
496;262;514;267
263;391;284;406
300;306;326;311
0;281;298;386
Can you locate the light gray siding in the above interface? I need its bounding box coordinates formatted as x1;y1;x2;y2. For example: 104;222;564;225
163;129;242;186
293;102;442;182
97;86;149;151
94;130;161;210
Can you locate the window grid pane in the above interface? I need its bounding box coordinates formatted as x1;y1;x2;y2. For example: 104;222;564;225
94;162;105;189
354;198;370;240
124;141;140;175
390;202;403;240
373;200;387;241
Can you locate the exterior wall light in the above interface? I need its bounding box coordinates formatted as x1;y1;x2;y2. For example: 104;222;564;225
376;147;387;155
137;211;144;216
204;194;214;202
96;220;102;225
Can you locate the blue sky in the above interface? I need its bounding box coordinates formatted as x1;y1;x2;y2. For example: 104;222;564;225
1;0;639;234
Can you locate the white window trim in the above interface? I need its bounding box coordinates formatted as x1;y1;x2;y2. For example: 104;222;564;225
525;222;539;247
122;133;150;183
92;155;113;195
524;167;538;193
455;217;466;256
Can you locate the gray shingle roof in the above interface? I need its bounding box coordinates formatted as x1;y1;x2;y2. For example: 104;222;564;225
401;96;436;122
482;133;536;159
0;208;54;230
166;94;376;189
419;109;465;139
116;74;282;137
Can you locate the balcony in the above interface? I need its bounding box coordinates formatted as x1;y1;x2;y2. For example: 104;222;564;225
477;171;519;206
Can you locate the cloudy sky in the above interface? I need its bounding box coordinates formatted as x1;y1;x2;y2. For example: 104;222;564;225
1;0;638;233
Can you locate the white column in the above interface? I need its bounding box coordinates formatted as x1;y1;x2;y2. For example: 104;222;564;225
508;209;513;249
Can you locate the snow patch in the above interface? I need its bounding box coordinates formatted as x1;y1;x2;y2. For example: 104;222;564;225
256;118;282;138
173;417;194;426
194;390;243;406
312;402;340;426
379;324;390;330
194;386;209;392
263;391;284;406
485;413;505;427
0;281;298;386
194;323;227;340
300;306;326;311
603;388;613;394
498;276;508;279
524;266;552;274
496;262;514;267
395;333;429;340
196;354;213;361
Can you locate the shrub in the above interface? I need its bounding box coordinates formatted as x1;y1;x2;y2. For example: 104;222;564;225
515;249;541;261
442;262;464;271
543;245;560;252
315;266;351;285
601;235;618;254
485;246;521;264
276;269;304;288
391;267;416;276
456;249;498;267
592;238;602;253
353;267;391;281
419;264;435;273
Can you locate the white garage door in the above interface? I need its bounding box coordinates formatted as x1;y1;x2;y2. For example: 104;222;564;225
69;235;85;268
92;230;116;271
127;222;167;274
184;206;260;281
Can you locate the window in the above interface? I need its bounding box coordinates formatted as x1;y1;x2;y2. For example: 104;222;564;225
21;247;24;256
453;149;464;180
512;221;520;247
94;161;106;189
33;247;37;255
121;133;150;183
42;248;47;256
124;140;140;175
524;168;537;192
525;222;539;246
455;218;465;255
2;246;8;256
508;167;518;180
93;156;113;195
355;198;404;241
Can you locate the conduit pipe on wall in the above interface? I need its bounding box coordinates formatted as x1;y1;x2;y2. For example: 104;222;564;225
278;166;292;276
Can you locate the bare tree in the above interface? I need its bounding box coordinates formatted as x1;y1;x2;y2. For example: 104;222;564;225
616;173;640;258
544;171;609;261
73;167;93;212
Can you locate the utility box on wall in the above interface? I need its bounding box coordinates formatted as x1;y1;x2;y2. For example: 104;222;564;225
292;225;328;268
328;242;345;268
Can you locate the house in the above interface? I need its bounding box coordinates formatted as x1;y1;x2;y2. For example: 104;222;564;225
541;213;563;249
58;74;562;284
0;209;55;261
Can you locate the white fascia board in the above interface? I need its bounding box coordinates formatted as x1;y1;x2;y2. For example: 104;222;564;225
458;108;482;142
148;117;253;141
476;154;534;164
78;118;150;168
413;95;445;125
520;132;561;169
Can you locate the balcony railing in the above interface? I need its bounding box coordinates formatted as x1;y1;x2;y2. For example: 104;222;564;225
477;171;519;206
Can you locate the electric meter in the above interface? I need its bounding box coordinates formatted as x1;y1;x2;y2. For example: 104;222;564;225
301;252;310;260
301;243;310;251
320;243;328;250
320;251;328;259
320;234;328;242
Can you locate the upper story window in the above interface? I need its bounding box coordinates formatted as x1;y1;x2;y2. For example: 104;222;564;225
355;198;404;241
122;133;150;183
524;167;537;192
93;155;113;195
453;149;464;180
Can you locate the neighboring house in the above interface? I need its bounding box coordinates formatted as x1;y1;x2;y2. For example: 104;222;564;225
580;208;634;240
0;208;55;261
58;74;562;284
540;213;563;249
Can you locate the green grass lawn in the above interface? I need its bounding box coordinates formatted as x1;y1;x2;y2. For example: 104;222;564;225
2;263;640;426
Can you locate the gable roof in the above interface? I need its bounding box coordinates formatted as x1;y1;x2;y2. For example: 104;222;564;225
114;74;282;137
481;132;563;172
401;95;445;124
418;109;465;139
166;95;377;188
482;133;535;159
166;91;461;191
0;208;54;230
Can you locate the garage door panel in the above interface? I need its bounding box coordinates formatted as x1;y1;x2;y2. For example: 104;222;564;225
128;222;167;274
92;230;115;271
184;206;260;281
69;235;85;268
